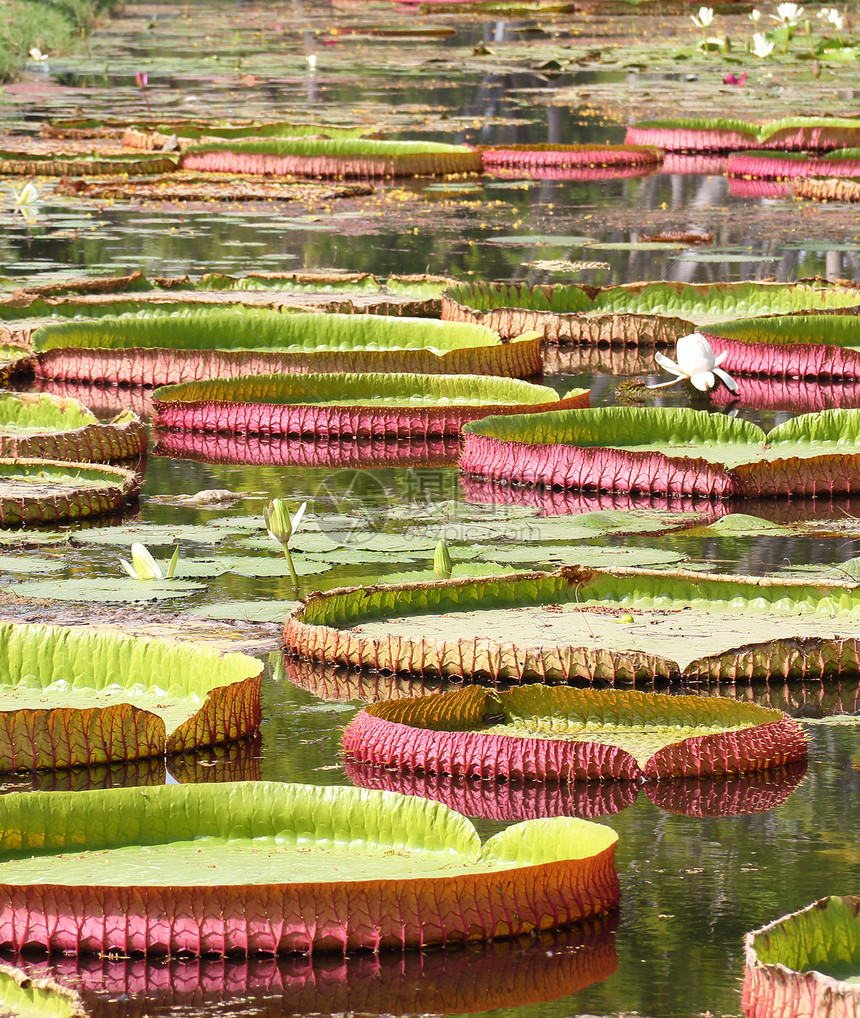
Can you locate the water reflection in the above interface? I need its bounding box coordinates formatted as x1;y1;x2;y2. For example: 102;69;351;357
0;737;261;794
344;760;807;821
153;430;462;469
2;920;619;1016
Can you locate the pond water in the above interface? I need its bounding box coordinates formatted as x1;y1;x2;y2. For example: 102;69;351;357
2;1;860;1015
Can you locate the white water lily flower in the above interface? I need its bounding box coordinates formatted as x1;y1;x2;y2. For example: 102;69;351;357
691;6;715;27
749;8;762;22
752;31;776;56
8;181;41;222
652;333;739;394
28;47;48;62
824;7;845;28
770;2;804;25
120;543;179;581
263;498;307;550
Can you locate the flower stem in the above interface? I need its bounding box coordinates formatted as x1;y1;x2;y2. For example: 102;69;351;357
283;547;300;597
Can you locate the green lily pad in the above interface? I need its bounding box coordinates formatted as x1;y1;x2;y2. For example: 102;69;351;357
477;545;688;568
9;578;206;602
701;514;794;537
0;555;65;575
175;555;333;579
74;524;244;547
187;600;298;622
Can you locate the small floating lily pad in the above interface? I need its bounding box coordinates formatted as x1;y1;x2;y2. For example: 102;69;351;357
9;578;206;602
186;600;298;623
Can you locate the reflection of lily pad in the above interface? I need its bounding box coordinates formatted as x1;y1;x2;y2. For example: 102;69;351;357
10;578;206;602
0;621;261;770
0;782;619;953
285;565;860;684
344;685;807;779
0;919;619;1018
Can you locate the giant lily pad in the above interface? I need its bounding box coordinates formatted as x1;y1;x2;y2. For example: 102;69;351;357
625;116;860;152
0;392;145;462
44;117;373;141
151;373;589;438
743;897;860;1018
0;621;262;770
0;458;139;526
705;316;860;380
460;406;860;498
345;758;807;821
442;280;860;338
0;781;619;954
793;177;860;203
0;920;618;1017
181;139;483;177
284;564;860;684
343;686;807;781
32;311;541;386
0;151;178;175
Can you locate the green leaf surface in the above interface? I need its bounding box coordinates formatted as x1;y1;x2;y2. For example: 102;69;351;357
751;896;860;982
74;524;244;546
153;372;561;409
186;600;298;622
33;311;501;355
0;555;64;575
9;578;206;603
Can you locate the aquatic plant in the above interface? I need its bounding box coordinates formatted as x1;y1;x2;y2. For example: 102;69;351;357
459;406;860;498
119;542;179;581
150;373;590;438
181;138;483;177
32;311;541;385
625;116;860;152
690;6;716;49
651;332;738;393
0;392;145;462
0;782;619;953
284;563;860;683
0;621;262;770
743;896;860;1018
0;458;140;525
343;686;807;781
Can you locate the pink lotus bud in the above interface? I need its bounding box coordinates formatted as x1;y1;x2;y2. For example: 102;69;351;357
135;71;148;88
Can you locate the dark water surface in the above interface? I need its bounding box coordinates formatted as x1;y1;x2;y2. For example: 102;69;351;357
1;2;860;1016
